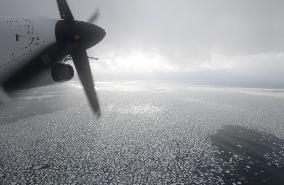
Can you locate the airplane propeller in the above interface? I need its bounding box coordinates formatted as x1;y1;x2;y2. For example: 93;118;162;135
56;0;106;117
87;9;100;23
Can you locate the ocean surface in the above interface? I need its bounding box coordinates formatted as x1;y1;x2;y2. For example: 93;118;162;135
0;81;283;184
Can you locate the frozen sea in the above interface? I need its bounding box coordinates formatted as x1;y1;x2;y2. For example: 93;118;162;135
0;81;284;184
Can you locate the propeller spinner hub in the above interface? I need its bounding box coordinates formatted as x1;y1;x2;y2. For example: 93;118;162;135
55;20;106;49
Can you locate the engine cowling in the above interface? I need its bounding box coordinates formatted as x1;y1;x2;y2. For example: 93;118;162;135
51;63;74;82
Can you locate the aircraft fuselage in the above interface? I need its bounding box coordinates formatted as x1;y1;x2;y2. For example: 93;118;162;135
0;17;58;83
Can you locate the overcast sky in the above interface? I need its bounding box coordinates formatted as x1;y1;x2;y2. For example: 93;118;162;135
1;0;284;87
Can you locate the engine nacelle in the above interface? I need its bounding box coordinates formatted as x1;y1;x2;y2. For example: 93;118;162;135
51;63;74;82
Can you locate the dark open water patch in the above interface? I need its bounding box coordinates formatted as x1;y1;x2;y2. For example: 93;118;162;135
211;125;284;185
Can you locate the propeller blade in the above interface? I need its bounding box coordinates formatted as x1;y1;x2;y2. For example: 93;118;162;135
56;0;74;21
88;56;99;60
87;9;100;23
71;49;101;117
64;56;99;62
